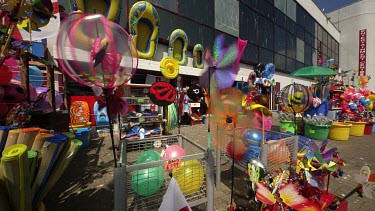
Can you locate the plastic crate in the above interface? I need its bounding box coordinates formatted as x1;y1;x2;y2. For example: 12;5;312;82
115;135;213;210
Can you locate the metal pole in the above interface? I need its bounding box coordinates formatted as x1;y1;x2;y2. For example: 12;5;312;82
114;166;126;211
206;150;215;211
215;123;221;188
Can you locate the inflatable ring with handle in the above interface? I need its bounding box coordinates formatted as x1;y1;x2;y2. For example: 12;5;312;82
129;1;160;60
168;29;188;66
193;44;204;69
70;0;120;22
160;57;179;79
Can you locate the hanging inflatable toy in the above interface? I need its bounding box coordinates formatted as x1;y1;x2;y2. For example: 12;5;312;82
129;1;159;60
168;29;188;66
149;82;177;106
160;57;179;79
69;0;120;22
193;44;204;69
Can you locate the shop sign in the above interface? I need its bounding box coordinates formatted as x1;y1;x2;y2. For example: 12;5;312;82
358;29;367;76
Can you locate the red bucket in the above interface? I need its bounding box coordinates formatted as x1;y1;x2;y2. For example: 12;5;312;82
364;123;373;135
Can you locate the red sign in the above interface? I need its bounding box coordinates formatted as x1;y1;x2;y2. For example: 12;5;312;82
317;41;323;66
358;29;367;76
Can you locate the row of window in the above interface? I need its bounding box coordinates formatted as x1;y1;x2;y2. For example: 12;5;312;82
122;0;339;73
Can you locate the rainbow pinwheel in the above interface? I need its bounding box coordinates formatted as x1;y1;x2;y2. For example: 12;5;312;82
256;182;321;211
200;34;247;94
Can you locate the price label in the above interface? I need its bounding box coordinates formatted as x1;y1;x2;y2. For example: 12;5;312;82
137;98;145;103
164;158;182;171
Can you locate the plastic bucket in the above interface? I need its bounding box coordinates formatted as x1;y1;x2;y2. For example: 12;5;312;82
364;123;373;135
72;127;91;149
279;121;298;134
346;121;366;136
304;123;331;140
328;122;352;141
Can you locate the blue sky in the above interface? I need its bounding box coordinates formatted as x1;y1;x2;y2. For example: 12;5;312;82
314;0;358;13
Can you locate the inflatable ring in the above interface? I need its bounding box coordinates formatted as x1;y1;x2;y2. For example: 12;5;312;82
129;1;160;60
71;0;120;22
168;29;188;66
193;44;204;69
160;57;179;79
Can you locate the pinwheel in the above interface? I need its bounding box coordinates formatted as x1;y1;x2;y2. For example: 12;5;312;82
200;34;247;94
255;182;321;211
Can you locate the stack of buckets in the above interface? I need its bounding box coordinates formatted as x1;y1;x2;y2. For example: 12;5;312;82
304;123;331;141
70;127;92;149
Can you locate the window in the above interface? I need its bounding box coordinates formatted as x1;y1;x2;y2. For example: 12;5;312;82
180;18;214;48
274;8;286;28
242;42;259;64
305;14;315;34
335;40;339;53
286;0;296;22
304;44;312;66
296;61;304;70
296;25;304;40
275;0;286;14
147;0;178;12
322;30;328;45
215;31;237;47
286;58;296;73
215;0;239;36
287;33;296;59
312;48;317;66
327;35;332;51
239;4;258;44
180;0;214;26
317;25;323;42
296;4;306;26
274;25;286;55
259;16;273;50
296;38;304;63
259;47;273;64
305;32;313;46
274;53;286;70
240;0;258;10
322;44;328;56
287;17;296;35
157;8;179;39
260;0;273;20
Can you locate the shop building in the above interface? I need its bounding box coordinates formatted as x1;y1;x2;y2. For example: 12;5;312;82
54;0;340;90
328;0;375;91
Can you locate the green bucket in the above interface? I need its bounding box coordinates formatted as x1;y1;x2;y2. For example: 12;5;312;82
304;123;331;140
279;121;298;134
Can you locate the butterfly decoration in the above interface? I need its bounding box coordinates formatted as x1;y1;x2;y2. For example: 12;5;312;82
354;166;375;199
255;182;321;211
200;34;247;95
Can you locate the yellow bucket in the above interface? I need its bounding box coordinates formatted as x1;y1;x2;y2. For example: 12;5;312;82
328;122;352;141
346;121;366;136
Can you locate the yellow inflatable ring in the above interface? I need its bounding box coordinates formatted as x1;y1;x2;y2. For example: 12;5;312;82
129;1;160;60
168;29;188;66
70;0;120;22
160;57;179;79
193;44;204;69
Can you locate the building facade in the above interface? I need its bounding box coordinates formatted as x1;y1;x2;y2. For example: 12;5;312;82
55;0;340;89
328;0;375;91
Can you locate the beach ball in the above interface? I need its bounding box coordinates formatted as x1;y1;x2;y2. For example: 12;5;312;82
34;87;63;109
136;150;161;164
243;129;262;143
131;150;165;196
172;159;204;195
15;66;44;88
56;12;137;88
226;140;246;160
162;145;186;160
131;166;164;196
0;65;12;84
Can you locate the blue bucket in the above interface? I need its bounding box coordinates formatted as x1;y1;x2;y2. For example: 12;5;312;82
72;128;91;149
